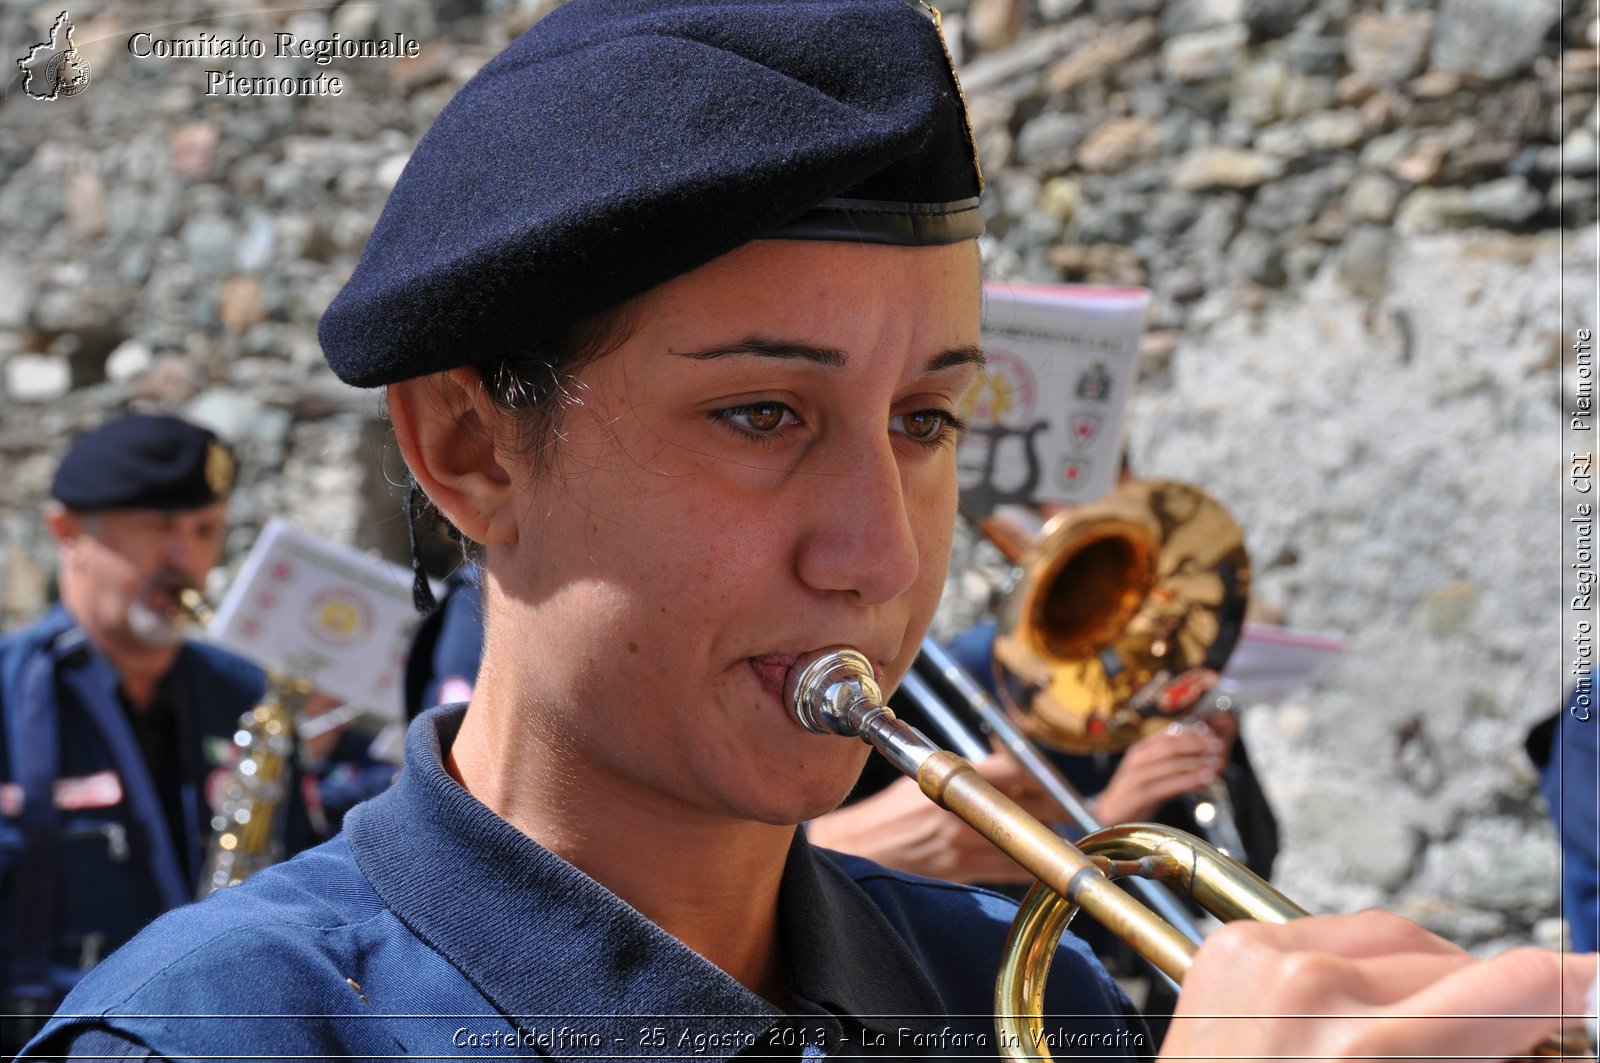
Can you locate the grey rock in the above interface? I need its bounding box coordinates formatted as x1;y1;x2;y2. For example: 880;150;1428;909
1231;57;1288;126
1277;73;1338;119
1187;193;1246;252
1074;117;1162;173
1073;190;1150;244
0;261;32;330
104;340;154;383
1361;129;1414;172
1162;23;1250;82
1037;0;1086;18
993;170;1043;219
1282;241;1327;284
1014;113;1093;172
1093;0;1162;16
181;213;238;277
1009;209;1067;252
4;354;72;403
1171;146;1285;190
1161;0;1245;37
1282;33;1346;75
1296;790;1421;891
1231;229;1287;286
1345;10;1436;88
1346;173;1404;223
968;0;1022;51
183;388;294;457
1253;121;1310;158
1144;192;1205;239
235;213;277;274
1430;0;1562;79
1246;169;1349;232
1466;176;1546;226
1338;226;1394;300
1300;109;1367;152
1243;0;1320;39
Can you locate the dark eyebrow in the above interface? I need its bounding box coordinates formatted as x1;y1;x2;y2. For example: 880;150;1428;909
673;337;987;374
674;336;847;367
925;345;986;373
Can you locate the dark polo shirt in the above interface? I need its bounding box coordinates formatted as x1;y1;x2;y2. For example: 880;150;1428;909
27;705;1147;1061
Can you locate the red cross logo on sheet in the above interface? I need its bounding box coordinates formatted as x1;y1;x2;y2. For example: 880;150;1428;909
1069;413;1102;451
1059;458;1091;487
270;562;294;583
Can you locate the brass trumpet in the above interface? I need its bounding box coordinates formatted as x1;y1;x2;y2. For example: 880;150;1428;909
788;648;1588;1062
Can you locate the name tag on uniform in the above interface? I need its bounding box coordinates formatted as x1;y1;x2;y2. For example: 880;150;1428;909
0;770;124;817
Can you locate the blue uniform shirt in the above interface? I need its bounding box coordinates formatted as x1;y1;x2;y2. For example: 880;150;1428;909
0;605;266;1023
27;704;1150;1061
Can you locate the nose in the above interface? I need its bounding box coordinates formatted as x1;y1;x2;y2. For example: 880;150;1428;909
794;435;921;606
161;529;203;580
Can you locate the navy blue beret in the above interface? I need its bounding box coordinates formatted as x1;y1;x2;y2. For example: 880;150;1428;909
51;414;235;511
320;0;984;388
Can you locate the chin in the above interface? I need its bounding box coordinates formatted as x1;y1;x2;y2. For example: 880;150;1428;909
124;601;186;648
755;746;873;826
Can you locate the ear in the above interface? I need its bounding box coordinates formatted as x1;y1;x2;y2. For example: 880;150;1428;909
389;368;520;546
44;503;81;546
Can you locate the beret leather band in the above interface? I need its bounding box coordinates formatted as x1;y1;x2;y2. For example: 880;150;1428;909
770;196;982;246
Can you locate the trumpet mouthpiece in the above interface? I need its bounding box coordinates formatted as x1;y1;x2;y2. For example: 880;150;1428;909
785;648;881;737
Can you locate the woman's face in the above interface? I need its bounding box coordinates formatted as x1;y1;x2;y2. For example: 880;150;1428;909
492;239;982;825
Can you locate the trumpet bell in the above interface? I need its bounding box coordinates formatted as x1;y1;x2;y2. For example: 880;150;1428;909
993;480;1251;755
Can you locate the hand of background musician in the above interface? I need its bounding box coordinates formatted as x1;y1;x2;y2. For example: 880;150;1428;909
1090;724;1230;826
1159;910;1598;1062
806;753;1060;884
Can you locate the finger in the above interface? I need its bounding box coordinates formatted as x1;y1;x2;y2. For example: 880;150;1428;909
970;752;1033;785
1128;732;1221;759
1374;948;1591;1061
1119;760;1221;797
1204;912;1471;965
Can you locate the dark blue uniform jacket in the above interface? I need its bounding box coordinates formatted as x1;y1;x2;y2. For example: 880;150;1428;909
1;605;266;1023
26;705;1150;1061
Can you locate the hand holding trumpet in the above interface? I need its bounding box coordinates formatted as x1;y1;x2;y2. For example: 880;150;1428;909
1089;716;1235;827
1162;911;1598;1062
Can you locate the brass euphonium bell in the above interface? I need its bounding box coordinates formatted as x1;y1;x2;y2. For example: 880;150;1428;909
989;479;1250;756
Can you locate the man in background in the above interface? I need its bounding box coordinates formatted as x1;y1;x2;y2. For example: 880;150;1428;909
0;413;318;1053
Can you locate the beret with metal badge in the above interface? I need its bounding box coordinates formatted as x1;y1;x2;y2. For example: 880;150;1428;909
51;413;235;512
319;0;984;388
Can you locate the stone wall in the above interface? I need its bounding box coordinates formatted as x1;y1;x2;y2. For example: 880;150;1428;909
1;0;1594;949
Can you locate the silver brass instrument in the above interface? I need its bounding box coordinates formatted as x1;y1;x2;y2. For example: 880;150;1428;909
789;648;1588;1063
177;589;309;898
984;479;1252;859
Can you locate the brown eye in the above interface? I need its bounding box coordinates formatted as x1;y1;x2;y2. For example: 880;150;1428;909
744;403;786;431
900;410;947;440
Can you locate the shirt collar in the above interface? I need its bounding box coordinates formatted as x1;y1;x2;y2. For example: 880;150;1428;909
344;706;945;1058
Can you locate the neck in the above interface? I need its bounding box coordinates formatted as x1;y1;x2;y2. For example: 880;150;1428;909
448;691;795;1006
